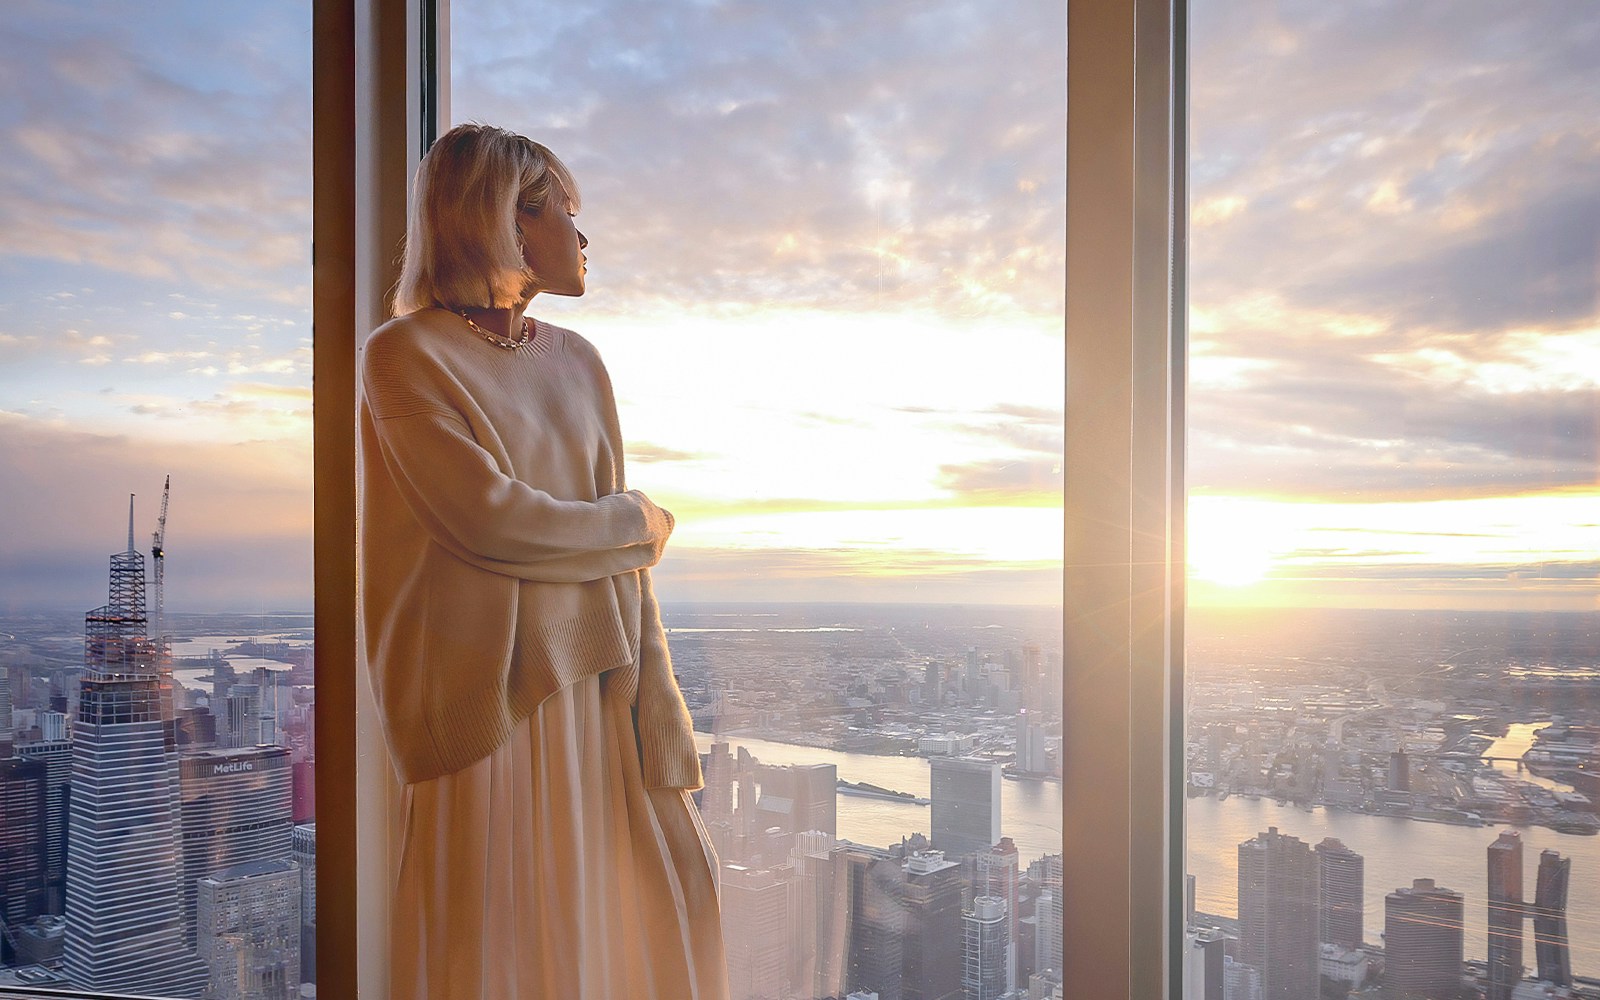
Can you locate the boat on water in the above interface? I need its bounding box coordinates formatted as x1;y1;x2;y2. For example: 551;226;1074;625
837;779;931;805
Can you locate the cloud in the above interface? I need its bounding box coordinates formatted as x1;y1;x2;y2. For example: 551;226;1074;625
1185;0;1600;499
0;412;311;612
628;441;712;463
1188;349;1599;496
652;545;1061;606
452;0;1066;318
0;5;312;307
936;458;1062;501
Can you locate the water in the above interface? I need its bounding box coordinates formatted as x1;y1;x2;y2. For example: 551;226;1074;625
696;730;1599;975
1486;722;1571;794
164;633;302;695
692;731;1064;866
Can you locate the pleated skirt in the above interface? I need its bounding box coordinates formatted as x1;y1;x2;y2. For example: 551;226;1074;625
389;666;729;1000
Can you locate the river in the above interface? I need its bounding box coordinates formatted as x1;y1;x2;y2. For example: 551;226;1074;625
695;731;1599;976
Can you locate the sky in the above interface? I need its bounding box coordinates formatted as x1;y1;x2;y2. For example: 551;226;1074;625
0;0;1594;613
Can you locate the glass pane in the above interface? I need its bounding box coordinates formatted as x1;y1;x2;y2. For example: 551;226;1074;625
0;3;314;995
1185;3;1599;999
450;2;1065;997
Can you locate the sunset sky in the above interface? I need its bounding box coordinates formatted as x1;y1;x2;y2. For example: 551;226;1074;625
0;0;1595;612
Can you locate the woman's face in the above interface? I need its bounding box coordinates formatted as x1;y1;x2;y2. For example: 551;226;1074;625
517;195;588;297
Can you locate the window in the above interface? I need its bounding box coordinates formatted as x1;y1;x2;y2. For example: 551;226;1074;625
311;1;1180;996
0;3;315;995
1184;4;1600;999
448;1;1067;997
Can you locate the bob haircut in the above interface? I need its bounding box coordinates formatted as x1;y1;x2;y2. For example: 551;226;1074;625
392;123;581;316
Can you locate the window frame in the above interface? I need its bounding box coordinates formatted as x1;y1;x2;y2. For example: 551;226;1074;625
308;0;1189;997
1062;0;1186;995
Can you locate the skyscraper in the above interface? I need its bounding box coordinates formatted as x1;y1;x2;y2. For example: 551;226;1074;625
1184;927;1226;1000
64;509;206;993
1315;837;1364;950
226;684;263;749
1019;643;1045;714
1222;956;1263;1000
844;845;906;1000
1032;854;1064;976
293;823;317;986
195;859;301;999
720;863;790;1000
975;837;1021;992
755;761;838;838
1238;827;1319;1000
16;739;71;913
1531;849;1571;987
930;757;1001;860
791;831;847;1000
1486;830;1524;1000
0;756;48;940
925;660;945;707
1034;888;1060;981
901;849;964;1000
178;746;294;946
701;741;735;820
1384;878;1463;1000
962;896;1008;1000
0;664;13;758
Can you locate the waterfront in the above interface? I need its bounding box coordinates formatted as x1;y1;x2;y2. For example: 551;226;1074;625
694;731;1599;976
1187;794;1600;974
692;731;1065;866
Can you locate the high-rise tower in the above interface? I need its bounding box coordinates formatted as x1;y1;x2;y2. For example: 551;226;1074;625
1315;837;1364;950
195;859;301;999
1486;830;1524;1000
790;831;846;1000
293;822;318;987
1531;849;1571;987
720;863;790;1000
929;757;1001;861
178;746;294;946
1238;827;1319;1000
754;761;837;838
974;838;1021;992
16;738;71;913
64;501;206;993
843;845;905;1000
901;849;964;1000
1384;878;1463;1000
0;756;48;940
0;664;13;758
961;896;1008;1000
1032;853;1064;976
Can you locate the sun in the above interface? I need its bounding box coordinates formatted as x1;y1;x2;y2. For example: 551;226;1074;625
1189;533;1274;586
1187;496;1281;587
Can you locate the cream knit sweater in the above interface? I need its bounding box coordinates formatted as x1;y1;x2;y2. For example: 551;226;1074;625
358;308;703;790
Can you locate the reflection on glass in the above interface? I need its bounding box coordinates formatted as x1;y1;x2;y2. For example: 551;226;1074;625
452;0;1065;996
0;2;314;995
1185;3;1599;999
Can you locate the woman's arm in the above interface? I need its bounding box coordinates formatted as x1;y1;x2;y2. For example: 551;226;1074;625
368;406;673;583
634;567;705;790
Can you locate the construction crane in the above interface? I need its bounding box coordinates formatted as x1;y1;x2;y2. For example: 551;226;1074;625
151;475;170;643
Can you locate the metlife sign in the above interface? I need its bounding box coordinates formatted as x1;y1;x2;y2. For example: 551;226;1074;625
180;747;290;781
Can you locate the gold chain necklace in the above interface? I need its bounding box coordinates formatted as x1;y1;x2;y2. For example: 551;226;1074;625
458;310;533;352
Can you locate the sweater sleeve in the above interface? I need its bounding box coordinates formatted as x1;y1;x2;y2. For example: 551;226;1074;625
635;568;705;790
368;406;674;583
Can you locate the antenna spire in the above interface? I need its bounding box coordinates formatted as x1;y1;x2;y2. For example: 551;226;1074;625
127;494;136;553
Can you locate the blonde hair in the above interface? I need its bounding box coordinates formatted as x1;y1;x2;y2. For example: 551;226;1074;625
392;123;581;315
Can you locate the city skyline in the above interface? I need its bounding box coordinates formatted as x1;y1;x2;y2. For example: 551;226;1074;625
1;2;1595;611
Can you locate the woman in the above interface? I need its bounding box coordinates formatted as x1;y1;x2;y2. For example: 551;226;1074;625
359;123;728;999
